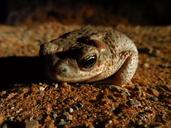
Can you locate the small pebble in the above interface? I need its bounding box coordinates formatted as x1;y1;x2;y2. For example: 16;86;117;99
52;83;59;88
63;82;68;86
108;120;112;124
67;114;73;121
25;119;39;128
46;104;52;113
1;91;6;95
149;88;160;97
143;63;150;68
155;50;161;56
127;99;142;108
11;107;15;110
150;96;158;101
39;86;45;91
109;85;121;92
144;106;152;111
58;119;68;126
39;83;43;86
109;85;129;94
54;83;58;88
62;111;69;116
52;113;58;120
105;120;113;128
16;108;23;114
69;107;74;113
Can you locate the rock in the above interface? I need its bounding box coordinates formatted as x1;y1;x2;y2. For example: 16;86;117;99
25;119;39;128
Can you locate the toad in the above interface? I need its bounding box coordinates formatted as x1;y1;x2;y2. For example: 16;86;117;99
40;26;138;85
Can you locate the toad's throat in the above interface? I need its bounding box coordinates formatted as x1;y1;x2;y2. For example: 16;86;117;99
48;67;103;83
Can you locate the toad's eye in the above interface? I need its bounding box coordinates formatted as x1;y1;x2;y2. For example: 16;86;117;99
79;55;97;69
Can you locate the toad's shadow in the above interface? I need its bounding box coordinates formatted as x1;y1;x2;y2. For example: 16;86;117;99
0;56;47;90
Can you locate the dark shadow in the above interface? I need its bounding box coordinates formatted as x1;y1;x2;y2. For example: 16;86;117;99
0;0;7;23
0;56;47;90
0;0;171;26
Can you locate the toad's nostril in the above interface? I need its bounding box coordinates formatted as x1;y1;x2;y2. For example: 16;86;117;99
56;65;68;74
61;67;67;72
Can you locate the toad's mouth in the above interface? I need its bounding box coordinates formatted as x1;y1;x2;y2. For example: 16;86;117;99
47;66;103;83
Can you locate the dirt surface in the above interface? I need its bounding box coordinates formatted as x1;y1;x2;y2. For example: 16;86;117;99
0;1;171;128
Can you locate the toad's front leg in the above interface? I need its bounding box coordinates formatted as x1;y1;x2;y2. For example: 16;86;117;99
111;51;138;85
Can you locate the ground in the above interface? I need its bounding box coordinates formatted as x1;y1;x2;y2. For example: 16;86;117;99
0;1;171;128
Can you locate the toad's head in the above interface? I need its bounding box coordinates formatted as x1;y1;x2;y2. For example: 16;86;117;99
40;28;114;83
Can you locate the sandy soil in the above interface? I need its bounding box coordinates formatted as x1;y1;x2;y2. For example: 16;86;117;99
0;1;171;128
